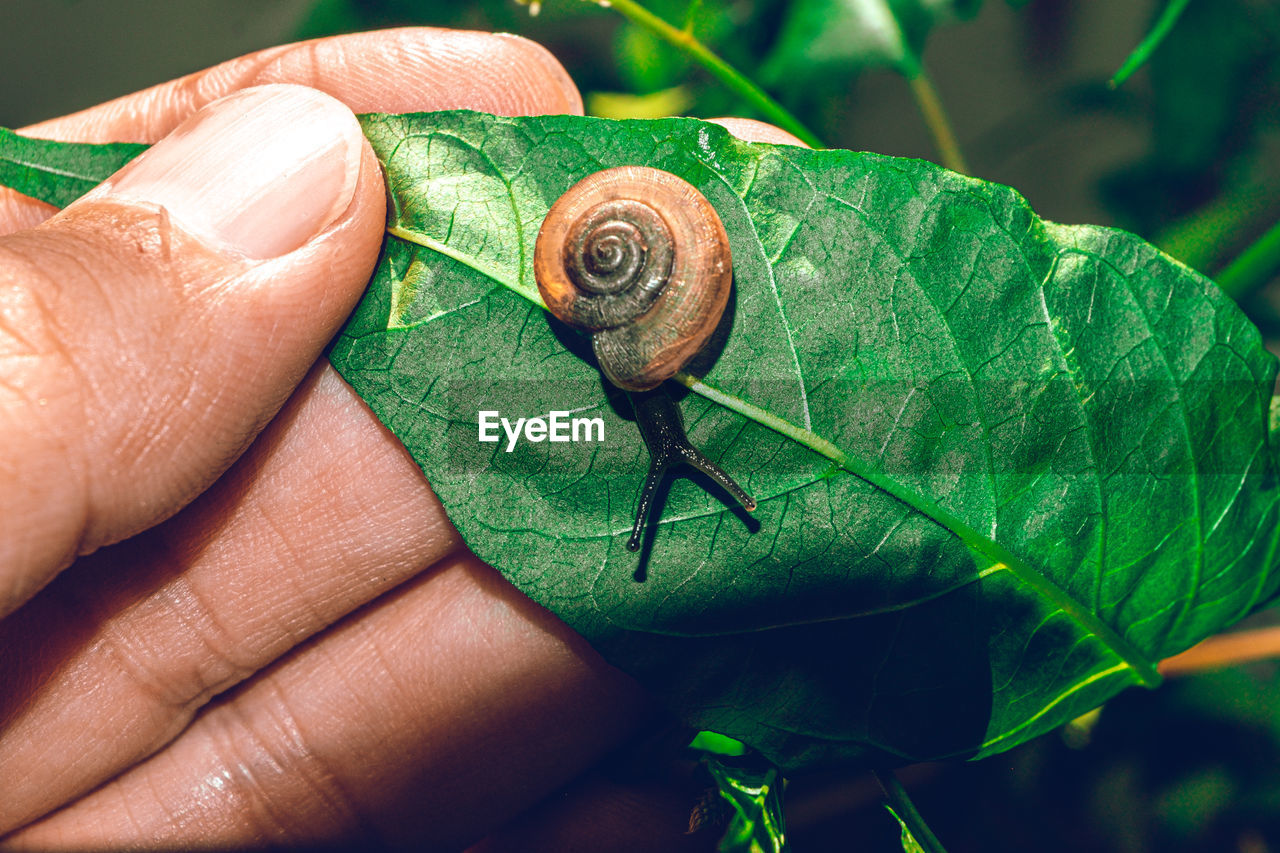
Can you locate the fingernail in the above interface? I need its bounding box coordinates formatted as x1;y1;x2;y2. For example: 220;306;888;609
92;84;363;259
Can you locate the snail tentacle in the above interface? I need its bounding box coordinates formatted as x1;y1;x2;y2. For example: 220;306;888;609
627;389;757;552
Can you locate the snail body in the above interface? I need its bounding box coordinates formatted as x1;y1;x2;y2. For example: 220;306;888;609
534;166;755;553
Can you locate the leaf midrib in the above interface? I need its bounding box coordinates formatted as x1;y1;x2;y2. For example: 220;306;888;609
387;220;1163;688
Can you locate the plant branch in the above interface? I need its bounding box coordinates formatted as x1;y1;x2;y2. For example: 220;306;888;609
905;69;969;175
875;769;947;853
582;0;823;148
1160;626;1280;677
1110;0;1192;88
681;0;703;32
1214;218;1280;299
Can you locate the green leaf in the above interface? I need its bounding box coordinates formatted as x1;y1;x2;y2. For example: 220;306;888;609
690;730;749;757
762;0;982;82
878;769;947;852
328;111;1280;773
0;128;146;208
4;112;1280;777
887;807;928;853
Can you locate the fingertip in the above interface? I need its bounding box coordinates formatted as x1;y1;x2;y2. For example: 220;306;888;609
490;32;585;116
706;117;811;148
257;28;584;117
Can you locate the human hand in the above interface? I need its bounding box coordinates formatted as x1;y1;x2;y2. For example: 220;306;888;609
0;28;801;850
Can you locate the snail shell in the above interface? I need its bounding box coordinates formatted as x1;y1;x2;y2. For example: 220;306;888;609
533;166;732;392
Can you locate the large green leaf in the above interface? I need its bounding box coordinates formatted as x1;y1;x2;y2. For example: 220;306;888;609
326;111;1280;773
2;112;1278;775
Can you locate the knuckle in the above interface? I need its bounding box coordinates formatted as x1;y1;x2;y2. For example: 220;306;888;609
203;691;363;841
97;570;258;712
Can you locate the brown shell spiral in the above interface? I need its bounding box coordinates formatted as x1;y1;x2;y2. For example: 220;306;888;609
534;166;732;392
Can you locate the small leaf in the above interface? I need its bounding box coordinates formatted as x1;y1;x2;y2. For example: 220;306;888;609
887;806;928;853
690;730;749;757
0;128;146;208
586;85;695;119
762;0;982;82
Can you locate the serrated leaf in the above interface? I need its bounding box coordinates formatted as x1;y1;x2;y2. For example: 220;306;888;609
327;111;1280;773
3;112;1279;777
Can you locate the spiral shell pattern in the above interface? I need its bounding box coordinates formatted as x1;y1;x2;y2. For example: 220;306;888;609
534;166;732;391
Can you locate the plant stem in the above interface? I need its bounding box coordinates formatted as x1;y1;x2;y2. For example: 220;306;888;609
1160;626;1280;677
905;69;969;174
875;769;947;853
681;0;703;32
1214;218;1280;299
1109;0;1192;88
583;0;823;148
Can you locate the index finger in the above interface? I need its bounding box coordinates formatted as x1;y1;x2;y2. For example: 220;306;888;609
0;27;583;232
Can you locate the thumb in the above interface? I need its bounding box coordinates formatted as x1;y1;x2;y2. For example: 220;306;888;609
0;84;385;615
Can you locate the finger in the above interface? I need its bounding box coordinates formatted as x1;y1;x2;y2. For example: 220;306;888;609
706;117;811;148
0;84;385;616
0;364;461;834
4;553;653;850
469;762;717;852
0;28;582;232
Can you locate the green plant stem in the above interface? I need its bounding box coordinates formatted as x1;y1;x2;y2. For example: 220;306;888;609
905;69;969;174
1215;218;1280;299
875;769;947;853
1110;0;1192;88
681;0;703;31
583;0;822;148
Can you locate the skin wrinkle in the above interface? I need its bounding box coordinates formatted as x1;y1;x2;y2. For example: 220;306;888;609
0;28;585;230
0;252;91;610
0;363;464;835
236;680;367;843
9;558;612;848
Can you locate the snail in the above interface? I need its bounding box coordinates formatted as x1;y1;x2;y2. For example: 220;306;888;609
534;166;757;552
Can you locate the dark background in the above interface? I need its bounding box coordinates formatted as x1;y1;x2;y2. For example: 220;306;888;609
5;2;1280;850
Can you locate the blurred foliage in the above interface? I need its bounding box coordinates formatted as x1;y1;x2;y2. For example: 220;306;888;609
784;638;1280;851
295;0;1001;145
293;0;1280;286
1108;0;1280;251
762;0;982;81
